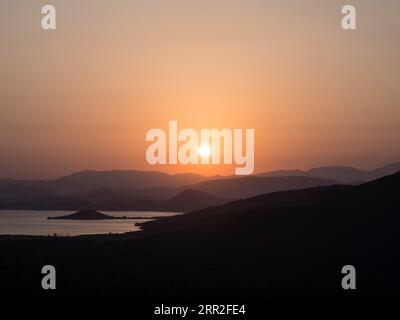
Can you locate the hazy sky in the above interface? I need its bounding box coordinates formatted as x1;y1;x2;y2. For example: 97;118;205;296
0;0;399;179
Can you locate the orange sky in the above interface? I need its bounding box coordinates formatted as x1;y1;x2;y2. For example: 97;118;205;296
0;0;399;179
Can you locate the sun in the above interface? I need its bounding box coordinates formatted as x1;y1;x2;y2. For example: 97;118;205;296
198;144;211;158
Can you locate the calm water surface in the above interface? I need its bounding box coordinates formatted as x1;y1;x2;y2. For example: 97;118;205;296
0;210;180;236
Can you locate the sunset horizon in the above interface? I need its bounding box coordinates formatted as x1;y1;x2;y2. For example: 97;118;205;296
1;0;399;180
2;160;400;181
1;0;399;309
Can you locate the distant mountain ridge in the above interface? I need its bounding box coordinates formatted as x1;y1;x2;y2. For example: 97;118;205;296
258;162;400;183
0;170;207;194
48;170;208;193
1;162;397;192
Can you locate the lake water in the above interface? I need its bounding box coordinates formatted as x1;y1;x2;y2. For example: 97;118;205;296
0;210;180;236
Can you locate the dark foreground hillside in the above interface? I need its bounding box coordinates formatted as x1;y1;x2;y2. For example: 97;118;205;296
0;172;399;301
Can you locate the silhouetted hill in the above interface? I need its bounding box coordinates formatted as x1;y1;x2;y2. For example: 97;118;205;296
135;172;400;300
142;171;400;235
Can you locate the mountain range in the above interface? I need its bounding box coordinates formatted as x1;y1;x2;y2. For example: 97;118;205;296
0;176;337;211
0;162;398;211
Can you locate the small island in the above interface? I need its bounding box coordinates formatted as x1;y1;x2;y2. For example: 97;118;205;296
48;209;116;220
47;209;168;220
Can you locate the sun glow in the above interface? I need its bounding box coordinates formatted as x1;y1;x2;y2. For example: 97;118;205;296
198;144;211;158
